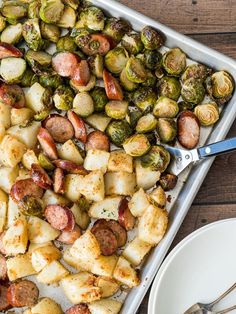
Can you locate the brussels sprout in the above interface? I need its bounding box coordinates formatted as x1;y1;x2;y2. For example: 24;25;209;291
181;63;210;83
38;152;55;170
21;68;38;87
88;54;103;78
56;35;76;52
159;173;178;191
144;50;162;70
34;109;51;121
90;86;108;112
41;22;60;43
178;101;195;112
105;100;128;120
181;78;205;104
136;113;157;133
58;6;76;28
0;23;22;45
62;0;80;10
153;96;179;118
73;28;91;48
133;87;157;111
76;6;105;31
120;68;138;91
70;74;96;92
194;102;219;126
121;33;144;55
0;14;6;32
73;92;94;117
126;110;142;128
142;71;157;87
53;85;74;110
162;48;186;76
1;2;27;20
25;50;52;72
158;76;181;101
106;120;132;147
141;26;164;50
211;70;234;99
28;0;40;18
123;134;151;157
105;47;129;74
104;17;131;42
157;118;177;143
125;57;147;83
146;132;157;145
140;145;170;172
39;0;64;24
155;67;165;79
39;73;63;89
22;18;44;51
18;195;43;217
0;57;26;84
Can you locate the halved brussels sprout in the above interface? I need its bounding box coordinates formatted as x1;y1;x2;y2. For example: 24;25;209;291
181;63;210;83
0;23;22;45
157;118;177;143
28;0;40;18
153;96;179;118
121;33;144;55
142;71;157;87
56;35;76;52
211;70;234;99
162;48;186;76
39;0;64;24
178;101;195;112
140;145;170;172
19;195;43;217
0;57;26;84
90;86;108;112
158;76;181;101
144;50;162;70
123;134;151;157
155;67;165;79
0;14;6;32
53;85;74;110
73;92;94;117
160;173;178;191
34;109;51;121
58;6;76;28
136;113;157;133
194;102;219;126
22;18;44;51
120;68;138;91
41;22;61;43
105;47;129;74
38;152;55;170
104;17;131;42
62;0;80;10
76;6;105;31
106;120;132;147
126;110;142;128
21;68;38;87
133;87;157;111
39;73;63;89
105;100;128;120
181;78;205;104
25;50;52;71
72;28;91;48
125;57;147;83
1;2;27;20
141;26;164;50
88;54;103;78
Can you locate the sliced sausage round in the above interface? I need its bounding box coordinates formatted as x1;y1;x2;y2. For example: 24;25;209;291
10;178;44;203
103;69;123;101
0;285;10;311
52;52;79;77
67;111;87;143
53;159;89;175
0;42;23;59
31;163;53;189
82;34;110;56
118;198;136;231
66;304;91;314
177;111;200;149
37;127;58;160
0;84;25;108
86;131;110;152
71;60;90;86
92;227;118;256
45;205;75;231
43;114;74;143
7;280;39;307
57;225;81;244
0;233;6;255
53;167;65;194
0;254;7;280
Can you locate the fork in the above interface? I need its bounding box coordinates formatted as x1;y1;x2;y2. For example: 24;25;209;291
184;282;236;314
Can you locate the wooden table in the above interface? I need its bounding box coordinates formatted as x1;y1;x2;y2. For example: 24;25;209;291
117;0;236;312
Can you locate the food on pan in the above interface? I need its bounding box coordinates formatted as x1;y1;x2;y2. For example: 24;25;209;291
0;0;234;313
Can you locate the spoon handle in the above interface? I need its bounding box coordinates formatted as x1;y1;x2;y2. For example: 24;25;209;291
208;282;236;308
217;305;236;314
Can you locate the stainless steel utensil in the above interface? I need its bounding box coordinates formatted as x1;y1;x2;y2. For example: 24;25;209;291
189;307;236;314
165;137;236;175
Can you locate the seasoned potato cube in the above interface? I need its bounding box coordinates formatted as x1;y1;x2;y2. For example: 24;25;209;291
89;299;122;314
22;149;38;170
7;196;22;227
95;276;120;298
91;255;118;277
11;108;34;126
149;185;166;208
31;244;61;272
3;218;28;255
89;196;122;221
7;253;36;281
61;272;101;304
105;172;136;196
24;309;32;314
63;248;84;271
79;171;105;202
17;167;31;180
138;204;168;245
42;190;71;207
113;256;140;288
135;160;161;190
0;134;26;167
57;139;83;165
0;189;8;232
28;241;53;253
108;150;133;173
0;123;5;142
70;203;90;230
0;102;11;129
84;149;110;173
128;188;150;217
37;260;69;284
0;165;19;193
122;237;152;266
28;216;60;243
64;174;82;202
31;298;63;314
25;82;46;113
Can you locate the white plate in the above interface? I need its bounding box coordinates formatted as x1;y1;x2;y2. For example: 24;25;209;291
148;219;236;314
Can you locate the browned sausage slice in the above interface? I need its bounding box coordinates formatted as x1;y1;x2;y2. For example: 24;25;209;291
0;84;25;108
177;111;200;149
103;69;123;101
37;127;58;160
52;52;79;77
43;114;74;143
0;42;23;59
118;198;135;231
0;285;10;311
71;60;90;86
66;304;91;314
45;205;75;231
92;227;118;256
82;34;110;56
57;225;81;244
53;159;89;175
86;131;110;152
31;163;53;189
0;233;6;255
0;254;7;280
7;280;39;307
53;167;65;194
10;178;44;203
67;111;87;143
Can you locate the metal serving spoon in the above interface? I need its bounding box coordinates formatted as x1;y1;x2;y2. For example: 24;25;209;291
164;137;236;175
